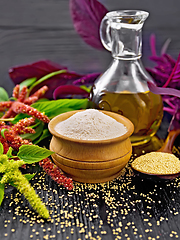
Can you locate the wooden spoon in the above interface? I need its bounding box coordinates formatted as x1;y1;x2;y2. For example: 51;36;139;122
157;129;180;153
132;129;180;180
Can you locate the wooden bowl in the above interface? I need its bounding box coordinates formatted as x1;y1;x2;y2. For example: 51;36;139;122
48;110;134;183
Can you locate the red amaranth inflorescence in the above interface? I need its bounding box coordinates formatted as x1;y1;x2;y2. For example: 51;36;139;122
11;117;36;135
18;86;28;102
0;85;50;123
31;86;48;99
0;118;34;153
12;102;50;123
12;84;20;99
0;84;73;190
39;158;74;190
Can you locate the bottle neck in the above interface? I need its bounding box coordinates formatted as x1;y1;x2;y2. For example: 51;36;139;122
111;25;143;60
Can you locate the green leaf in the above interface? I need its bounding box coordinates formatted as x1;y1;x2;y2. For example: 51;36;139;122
80;85;91;93
17;145;54;164
20;122;44;141
33;128;51;145
0;181;5;206
35;98;49;102
6;147;13;158
47;107;74;119
0;87;9;102
29;69;67;94
1;129;8;138
0;143;4;155
32;98;88;118
24;173;36;181
19;77;37;91
11;99;88;124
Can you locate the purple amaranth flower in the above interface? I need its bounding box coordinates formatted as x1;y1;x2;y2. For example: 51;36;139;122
147;34;180;129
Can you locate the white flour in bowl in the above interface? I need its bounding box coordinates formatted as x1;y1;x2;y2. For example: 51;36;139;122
54;109;127;140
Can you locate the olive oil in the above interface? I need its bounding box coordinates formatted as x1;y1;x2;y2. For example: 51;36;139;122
90;91;163;146
90;10;163;146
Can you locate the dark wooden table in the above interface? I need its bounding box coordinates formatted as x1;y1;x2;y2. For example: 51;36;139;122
0;1;180;239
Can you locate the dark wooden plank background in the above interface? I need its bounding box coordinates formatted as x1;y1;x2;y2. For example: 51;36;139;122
0;2;180;240
0;0;180;95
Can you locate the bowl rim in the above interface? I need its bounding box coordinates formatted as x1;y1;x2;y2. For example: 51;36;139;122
48;109;134;144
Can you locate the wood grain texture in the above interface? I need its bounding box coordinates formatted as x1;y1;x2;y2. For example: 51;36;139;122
0;2;180;239
48;110;134;161
51;152;131;170
52;155;129;183
48;109;133;182
0;0;180;96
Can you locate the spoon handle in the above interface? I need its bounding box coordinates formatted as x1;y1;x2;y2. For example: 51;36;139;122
157;129;180;153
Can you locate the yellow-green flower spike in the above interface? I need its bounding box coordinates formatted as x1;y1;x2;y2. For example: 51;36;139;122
0;154;49;219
